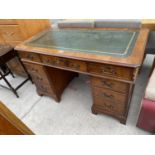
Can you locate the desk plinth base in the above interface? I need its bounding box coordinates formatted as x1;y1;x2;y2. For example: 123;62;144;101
36;88;61;102
91;105;127;124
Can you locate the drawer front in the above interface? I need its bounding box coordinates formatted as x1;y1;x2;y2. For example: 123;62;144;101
0;25;24;41
92;87;127;115
23;63;49;85
36;84;57;99
0;20;17;25
92;87;127;104
88;62;134;81
41;55;87;72
30;72;49;85
19;51;41;62
23;62;56;98
91;77;129;93
93;96;126;115
33;74;48;84
36;83;54;95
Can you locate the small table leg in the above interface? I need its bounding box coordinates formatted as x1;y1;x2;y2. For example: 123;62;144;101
0;71;19;98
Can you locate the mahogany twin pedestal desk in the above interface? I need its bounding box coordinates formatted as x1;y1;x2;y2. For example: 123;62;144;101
15;28;149;124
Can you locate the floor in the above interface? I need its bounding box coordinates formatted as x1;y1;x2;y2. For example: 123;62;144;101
0;54;154;135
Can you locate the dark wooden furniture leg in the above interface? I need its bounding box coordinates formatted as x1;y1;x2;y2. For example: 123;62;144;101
0;70;19;97
6;65;15;78
16;53;33;84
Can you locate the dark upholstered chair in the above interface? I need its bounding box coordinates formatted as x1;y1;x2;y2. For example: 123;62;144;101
145;32;155;54
137;58;155;133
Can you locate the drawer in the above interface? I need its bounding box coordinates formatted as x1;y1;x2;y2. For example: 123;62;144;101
36;83;54;95
0;20;17;25
23;62;41;74
23;62;56;98
92;87;127;114
30;73;49;85
36;83;57;99
93;95;126;115
23;63;49;84
91;77;129;93
41;55;87;72
0;25;24;41
92;87;127;104
88;62;134;81
19;51;41;62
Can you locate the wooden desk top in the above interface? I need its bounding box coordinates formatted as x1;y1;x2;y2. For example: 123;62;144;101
15;28;149;67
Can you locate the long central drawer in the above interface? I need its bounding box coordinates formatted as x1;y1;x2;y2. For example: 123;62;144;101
41;55;87;72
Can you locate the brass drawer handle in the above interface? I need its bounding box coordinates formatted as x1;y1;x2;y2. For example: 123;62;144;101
40;85;48;93
59;59;80;69
101;66;117;75
55;59;60;64
36;76;43;81
46;58;81;70
27;54;34;60
67;62;80;70
101;80;113;88
102;92;114;100
46;59;60;65
104;102;114;110
30;68;38;73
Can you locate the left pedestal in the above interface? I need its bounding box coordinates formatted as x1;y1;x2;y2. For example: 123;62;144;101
23;62;77;102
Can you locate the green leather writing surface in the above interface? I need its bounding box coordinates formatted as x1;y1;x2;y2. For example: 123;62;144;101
26;29;139;57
